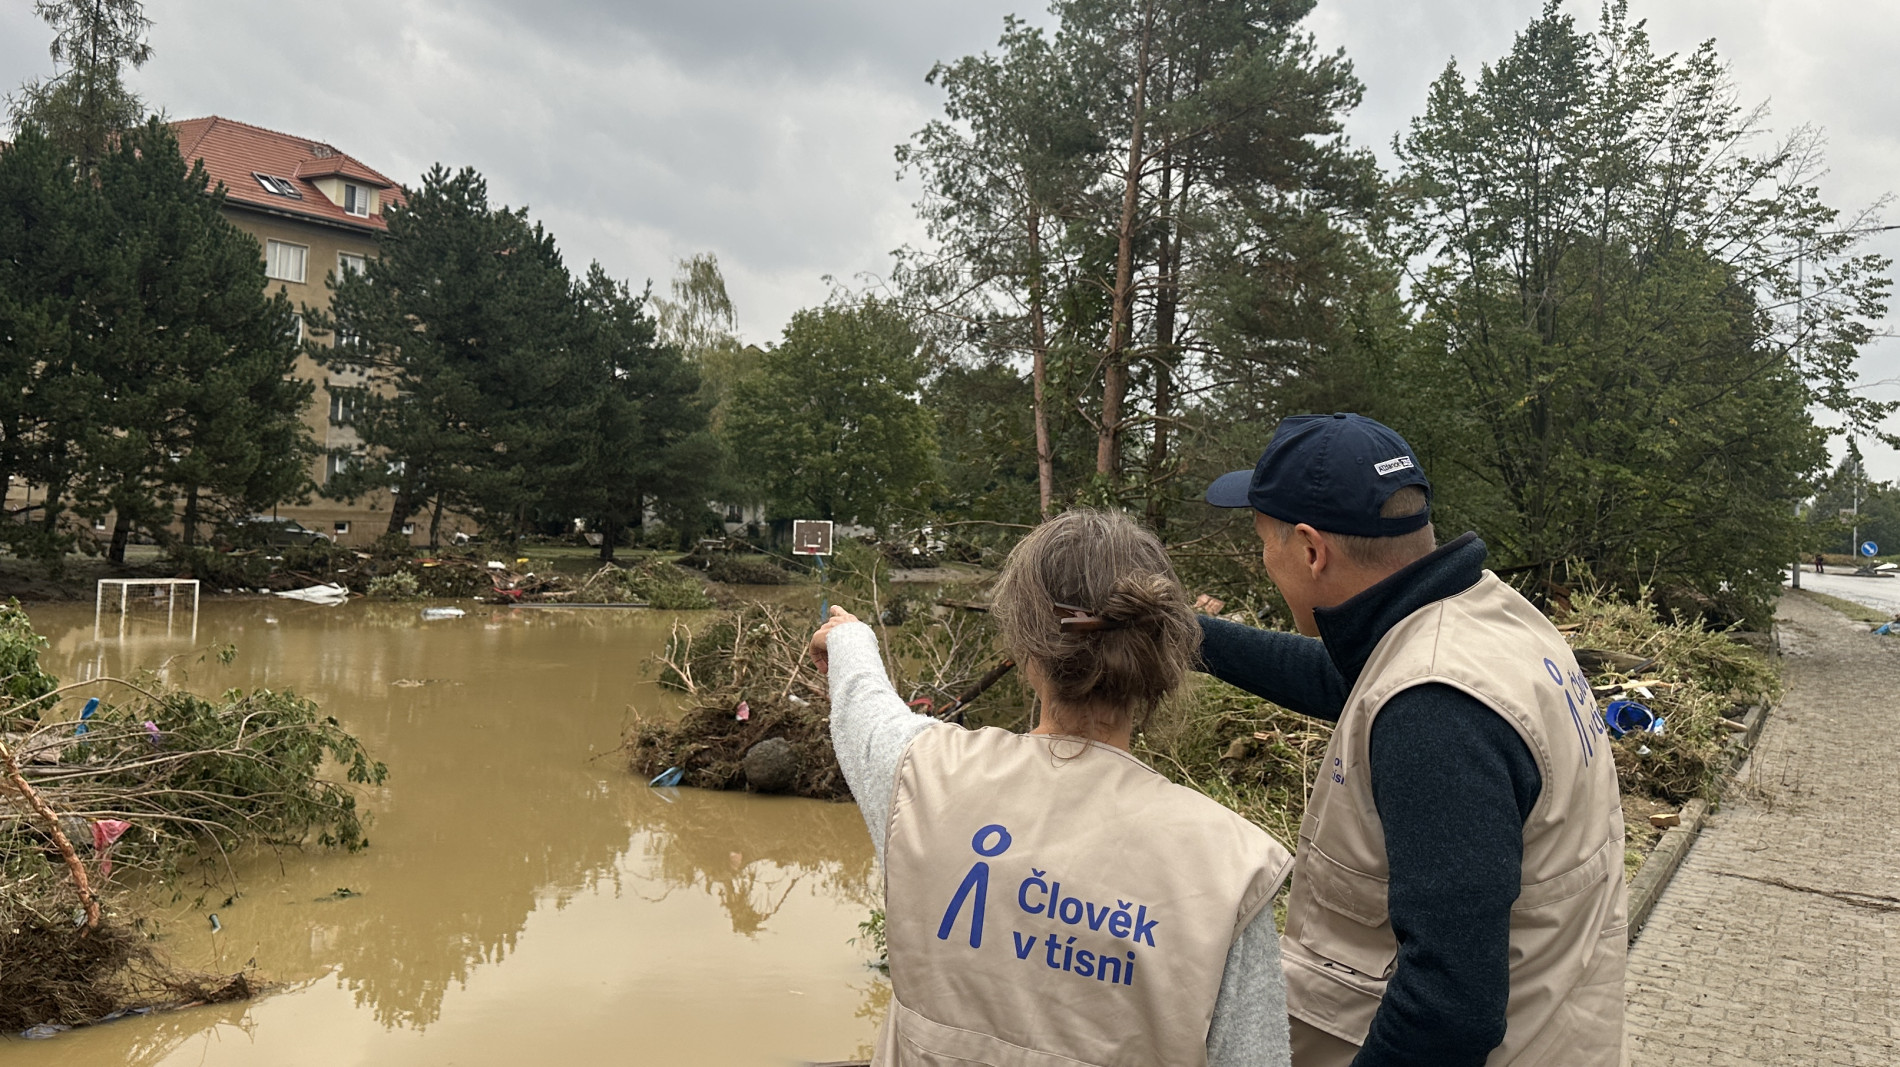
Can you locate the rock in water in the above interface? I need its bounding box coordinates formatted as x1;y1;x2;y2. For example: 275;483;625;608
743;738;798;793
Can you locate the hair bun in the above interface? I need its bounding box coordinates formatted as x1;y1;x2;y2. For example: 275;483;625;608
1097;574;1185;632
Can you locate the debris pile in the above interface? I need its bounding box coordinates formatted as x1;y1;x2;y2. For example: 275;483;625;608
0;601;386;1033
1554;589;1776;804
624;590;1019;801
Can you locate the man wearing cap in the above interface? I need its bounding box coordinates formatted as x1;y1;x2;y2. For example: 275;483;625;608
1198;413;1626;1067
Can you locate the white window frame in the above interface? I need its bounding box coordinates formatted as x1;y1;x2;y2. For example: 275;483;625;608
265;240;308;284
343;183;370;217
287;312;303;344
338;252;367;277
401;523;415;536
334;521;351;535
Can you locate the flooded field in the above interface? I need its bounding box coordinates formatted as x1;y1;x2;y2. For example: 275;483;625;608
1;598;885;1065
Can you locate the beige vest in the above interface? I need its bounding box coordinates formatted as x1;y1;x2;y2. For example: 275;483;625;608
1282;572;1626;1066
877;724;1293;1067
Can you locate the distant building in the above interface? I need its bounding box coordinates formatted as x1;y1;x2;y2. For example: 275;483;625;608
171;116;460;546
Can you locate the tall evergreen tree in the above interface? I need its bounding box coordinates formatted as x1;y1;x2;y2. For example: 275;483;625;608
316;165;586;541
564;265;717;560
1389;2;1889;618
901;0;1379;525
8;0;154;175
0;120;314;562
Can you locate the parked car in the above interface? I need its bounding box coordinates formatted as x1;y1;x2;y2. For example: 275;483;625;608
228;517;331;547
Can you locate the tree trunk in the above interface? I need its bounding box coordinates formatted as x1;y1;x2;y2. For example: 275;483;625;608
1147;153;1181;532
181;485;201;547
598;517;621;562
385;487;413;538
1027;204;1055;519
1096;2;1154;480
108;511;132;566
428;495;445;550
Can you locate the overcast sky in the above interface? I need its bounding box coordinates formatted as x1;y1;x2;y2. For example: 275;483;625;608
5;0;1899;476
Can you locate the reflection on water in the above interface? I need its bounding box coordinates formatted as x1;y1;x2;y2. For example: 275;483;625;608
1;600;885;1066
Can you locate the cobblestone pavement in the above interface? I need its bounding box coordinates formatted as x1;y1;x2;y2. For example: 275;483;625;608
1625;594;1900;1065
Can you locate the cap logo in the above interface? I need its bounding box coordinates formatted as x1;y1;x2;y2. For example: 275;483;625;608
1373;456;1415;476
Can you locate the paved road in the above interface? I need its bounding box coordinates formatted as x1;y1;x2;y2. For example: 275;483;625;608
1786;568;1900;616
1625;593;1900;1064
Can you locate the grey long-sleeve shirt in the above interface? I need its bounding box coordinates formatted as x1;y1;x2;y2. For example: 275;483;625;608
825;621;1290;1067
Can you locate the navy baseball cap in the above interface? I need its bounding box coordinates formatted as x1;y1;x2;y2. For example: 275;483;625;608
1204;413;1432;537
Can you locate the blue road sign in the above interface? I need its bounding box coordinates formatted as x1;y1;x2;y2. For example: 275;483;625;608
1861;541;1878;557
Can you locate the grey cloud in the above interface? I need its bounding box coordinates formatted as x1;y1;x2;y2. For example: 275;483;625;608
6;0;1898;473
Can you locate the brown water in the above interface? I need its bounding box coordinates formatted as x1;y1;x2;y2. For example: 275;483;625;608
1;599;886;1065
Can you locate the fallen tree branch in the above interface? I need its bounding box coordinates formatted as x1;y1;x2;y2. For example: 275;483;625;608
0;738;100;933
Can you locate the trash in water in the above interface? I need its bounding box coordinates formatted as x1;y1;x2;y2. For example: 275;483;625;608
208;913;222;933
421;607;467;620
1603;699;1665;739
649;766;684;787
20;1024;71;1040
74;696;100;736
274;583;349;605
92;819;131;877
316;887;360;901
735;700;750;722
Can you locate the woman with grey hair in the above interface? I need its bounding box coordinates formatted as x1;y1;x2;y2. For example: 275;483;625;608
809;508;1292;1067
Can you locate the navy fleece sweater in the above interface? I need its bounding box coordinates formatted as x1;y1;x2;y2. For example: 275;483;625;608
1197;533;1541;1067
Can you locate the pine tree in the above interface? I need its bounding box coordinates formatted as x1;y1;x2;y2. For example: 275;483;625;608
8;0;154;175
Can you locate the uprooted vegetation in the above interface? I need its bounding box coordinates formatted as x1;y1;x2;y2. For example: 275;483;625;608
623;548;1025;800
0;601;386;1032
621;542;1777;886
1553;588;1777;803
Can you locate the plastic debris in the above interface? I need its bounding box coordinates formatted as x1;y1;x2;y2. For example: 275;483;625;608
420;607;467;620
273;583;349;605
20;1024;71;1040
143;719;162;746
1603;699;1666;739
74;696;100;736
92;819;132;877
649;766;684;788
735;700;750;722
208;913;222;933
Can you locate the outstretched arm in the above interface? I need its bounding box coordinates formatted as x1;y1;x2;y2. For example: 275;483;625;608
1197;615;1350;723
815;612;938;865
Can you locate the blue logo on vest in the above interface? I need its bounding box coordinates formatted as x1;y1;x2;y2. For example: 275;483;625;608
937;823;1011;948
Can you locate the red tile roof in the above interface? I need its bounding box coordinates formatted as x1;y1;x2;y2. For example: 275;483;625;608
171;116;405;233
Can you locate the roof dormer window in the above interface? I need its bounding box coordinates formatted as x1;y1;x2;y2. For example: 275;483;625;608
253;172;301;199
343;182;371;217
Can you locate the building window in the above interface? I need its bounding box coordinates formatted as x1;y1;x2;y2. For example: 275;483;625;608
401;523;415;536
287;312;303;344
343;183;370;217
253;172;302;199
266;240;307;284
338;252;367;277
326;452;356;483
328;389;360;425
93;518;108;532
334;521;350;535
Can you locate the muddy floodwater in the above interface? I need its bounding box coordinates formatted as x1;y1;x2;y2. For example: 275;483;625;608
2;599;886;1065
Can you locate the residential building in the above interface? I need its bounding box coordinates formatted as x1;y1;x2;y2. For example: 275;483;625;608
171;116;463;546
